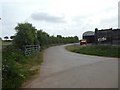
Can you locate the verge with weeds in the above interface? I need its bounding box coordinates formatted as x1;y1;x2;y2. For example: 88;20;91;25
65;45;120;58
2;45;43;89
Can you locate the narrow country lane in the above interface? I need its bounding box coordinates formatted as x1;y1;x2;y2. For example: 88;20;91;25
24;44;118;88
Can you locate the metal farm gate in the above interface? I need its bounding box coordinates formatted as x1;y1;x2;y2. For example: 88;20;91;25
25;45;40;56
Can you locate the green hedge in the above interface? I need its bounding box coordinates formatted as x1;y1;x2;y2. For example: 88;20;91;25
2;45;43;89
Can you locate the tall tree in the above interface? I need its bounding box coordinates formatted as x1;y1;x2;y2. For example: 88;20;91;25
74;36;79;42
13;22;37;50
37;30;50;47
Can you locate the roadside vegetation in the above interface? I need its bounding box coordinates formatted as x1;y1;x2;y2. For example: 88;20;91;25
2;45;43;89
2;22;79;89
65;45;120;58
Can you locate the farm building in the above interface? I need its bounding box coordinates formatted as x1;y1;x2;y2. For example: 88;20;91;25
94;28;120;45
82;31;95;43
82;28;120;45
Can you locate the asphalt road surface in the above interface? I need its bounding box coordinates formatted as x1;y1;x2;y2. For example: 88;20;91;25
24;44;118;88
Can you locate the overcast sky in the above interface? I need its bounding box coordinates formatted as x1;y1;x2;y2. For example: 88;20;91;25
0;0;119;39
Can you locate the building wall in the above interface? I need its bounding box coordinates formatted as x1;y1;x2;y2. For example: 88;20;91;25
95;28;120;45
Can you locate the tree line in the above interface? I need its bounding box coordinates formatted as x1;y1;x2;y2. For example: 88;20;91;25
11;22;79;50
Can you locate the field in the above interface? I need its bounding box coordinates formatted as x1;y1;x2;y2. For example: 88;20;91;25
65;45;120;58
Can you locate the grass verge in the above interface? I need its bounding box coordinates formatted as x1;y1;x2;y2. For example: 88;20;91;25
65;45;120;58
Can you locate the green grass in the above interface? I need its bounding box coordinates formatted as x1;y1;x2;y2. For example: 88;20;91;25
65;45;120;58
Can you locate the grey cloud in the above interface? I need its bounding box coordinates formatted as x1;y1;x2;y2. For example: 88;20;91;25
72;16;89;23
31;12;65;23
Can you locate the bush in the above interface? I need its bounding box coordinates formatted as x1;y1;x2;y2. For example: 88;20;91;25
2;45;25;88
2;45;43;89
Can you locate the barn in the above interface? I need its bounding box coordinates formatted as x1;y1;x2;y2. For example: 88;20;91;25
82;28;120;45
83;31;95;43
95;28;120;45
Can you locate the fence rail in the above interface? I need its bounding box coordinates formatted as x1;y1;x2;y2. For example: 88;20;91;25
25;45;40;56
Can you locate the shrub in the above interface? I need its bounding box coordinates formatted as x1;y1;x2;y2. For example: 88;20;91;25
2;45;25;88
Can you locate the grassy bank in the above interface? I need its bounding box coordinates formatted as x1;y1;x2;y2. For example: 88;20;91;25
2;45;44;89
65;45;120;58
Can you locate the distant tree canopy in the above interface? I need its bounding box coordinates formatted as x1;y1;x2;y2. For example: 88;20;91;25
10;36;15;40
4;36;9;40
37;30;50;47
13;22;79;50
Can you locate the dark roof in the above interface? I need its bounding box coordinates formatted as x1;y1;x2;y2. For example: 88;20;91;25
83;31;94;36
